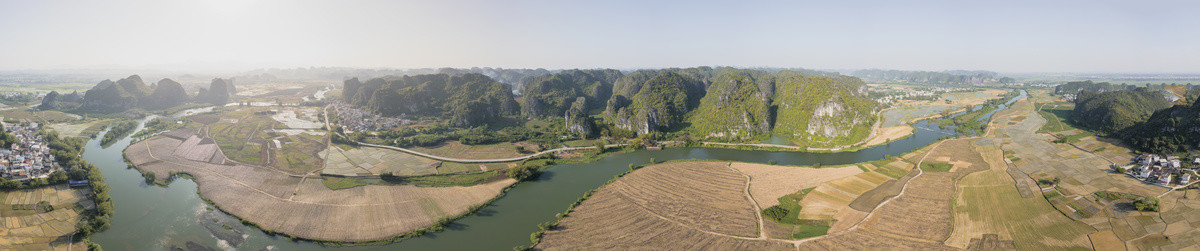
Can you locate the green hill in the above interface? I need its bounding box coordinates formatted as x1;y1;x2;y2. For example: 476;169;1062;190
342;73;518;126
520;69;621;118
605;71;706;134
686;69;774;139
773;73;876;147
1123;97;1200;153
1072;88;1171;133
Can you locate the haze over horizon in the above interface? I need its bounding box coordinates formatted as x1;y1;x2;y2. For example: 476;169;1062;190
1;0;1198;73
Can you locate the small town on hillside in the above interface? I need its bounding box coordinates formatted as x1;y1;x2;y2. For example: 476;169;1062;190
0;122;60;181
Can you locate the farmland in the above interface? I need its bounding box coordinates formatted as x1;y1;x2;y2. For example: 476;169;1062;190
192;106;328;174
944;138;1094;250
0;185;91;250
409;141;533;160
730;162;862;208
125;133;517;242
321;145;441;176
536;161;793;250
863;87;1009;148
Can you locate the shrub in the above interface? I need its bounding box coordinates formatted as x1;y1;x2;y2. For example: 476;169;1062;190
507;165;541;181
1134;197;1161;212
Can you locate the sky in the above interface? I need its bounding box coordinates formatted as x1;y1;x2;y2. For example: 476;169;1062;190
0;0;1198;73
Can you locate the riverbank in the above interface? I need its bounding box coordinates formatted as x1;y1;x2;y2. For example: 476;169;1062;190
88;95;972;250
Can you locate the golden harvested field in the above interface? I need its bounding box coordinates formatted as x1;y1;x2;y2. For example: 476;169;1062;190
863;125;913;147
0;185;90;250
126;134;515;242
1089;230;1126;251
410;141;532;159
47;120;101;138
321;146;441;176
730;162;861;208
537;161;793;250
945;139;1094;250
0;106;81;124
797;171;893;223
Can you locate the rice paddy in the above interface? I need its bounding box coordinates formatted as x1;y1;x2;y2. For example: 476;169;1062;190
0;185;91;250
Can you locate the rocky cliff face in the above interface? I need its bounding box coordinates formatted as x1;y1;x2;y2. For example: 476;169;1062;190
520;69;619;118
687;69;774;138
564;97;594;136
805;98;868;138
605;71;705;135
772;74;877;147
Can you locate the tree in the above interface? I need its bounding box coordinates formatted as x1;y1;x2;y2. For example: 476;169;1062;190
1134;196;1161;212
593;142;606;153
507;164;541;181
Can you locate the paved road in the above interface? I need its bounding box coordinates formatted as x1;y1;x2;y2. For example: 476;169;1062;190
357;142;626;163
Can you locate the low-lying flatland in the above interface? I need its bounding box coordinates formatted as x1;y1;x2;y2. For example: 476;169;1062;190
409;141;533;160
321;145;441;177
191;106;328;175
125;132;516;242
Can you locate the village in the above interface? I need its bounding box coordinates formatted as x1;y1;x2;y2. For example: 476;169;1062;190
873;86;975;104
1127;153;1200;187
0;122;61;181
333;102;410;132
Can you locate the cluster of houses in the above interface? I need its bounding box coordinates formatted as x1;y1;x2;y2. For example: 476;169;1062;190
0;122;60;181
1129;154;1200;186
874;87;973;104
334;102;410;132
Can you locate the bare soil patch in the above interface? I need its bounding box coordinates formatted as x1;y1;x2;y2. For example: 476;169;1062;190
731;162;861;208
863;125;914;147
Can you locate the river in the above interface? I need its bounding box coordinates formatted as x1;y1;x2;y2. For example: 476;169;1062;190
84;90;1024;250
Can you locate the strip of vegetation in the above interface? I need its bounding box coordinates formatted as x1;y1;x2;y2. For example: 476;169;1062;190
759;187;831;239
130;117;184;141
99;120;138;147
1051;131;1094;144
920;161;953;172
1035;102;1076;133
934;89;1020;136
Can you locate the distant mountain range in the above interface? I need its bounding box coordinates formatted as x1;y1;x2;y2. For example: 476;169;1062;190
851;69;1013;85
41;75;237;112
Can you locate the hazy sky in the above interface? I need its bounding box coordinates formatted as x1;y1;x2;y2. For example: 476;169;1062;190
1;0;1197;73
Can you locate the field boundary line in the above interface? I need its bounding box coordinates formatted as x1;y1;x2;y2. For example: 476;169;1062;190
608;182;785;243
724;162;769;240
